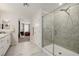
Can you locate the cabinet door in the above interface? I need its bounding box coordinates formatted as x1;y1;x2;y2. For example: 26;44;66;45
0;39;3;55
3;35;11;55
0;35;11;56
54;5;79;55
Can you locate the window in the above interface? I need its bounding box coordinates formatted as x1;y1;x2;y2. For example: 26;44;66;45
24;24;29;32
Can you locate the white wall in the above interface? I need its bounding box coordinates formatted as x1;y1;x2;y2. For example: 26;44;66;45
30;9;42;48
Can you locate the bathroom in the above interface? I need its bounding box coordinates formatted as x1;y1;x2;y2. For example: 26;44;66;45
0;3;79;56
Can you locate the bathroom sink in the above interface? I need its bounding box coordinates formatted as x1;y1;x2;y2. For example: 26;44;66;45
0;32;6;34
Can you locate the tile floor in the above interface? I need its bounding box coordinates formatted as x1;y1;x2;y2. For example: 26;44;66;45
19;36;30;43
5;41;49;56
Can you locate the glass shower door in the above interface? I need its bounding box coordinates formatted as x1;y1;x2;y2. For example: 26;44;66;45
42;4;79;56
42;13;54;54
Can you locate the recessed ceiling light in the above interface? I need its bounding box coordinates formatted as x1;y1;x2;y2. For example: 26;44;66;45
23;3;29;7
59;3;63;5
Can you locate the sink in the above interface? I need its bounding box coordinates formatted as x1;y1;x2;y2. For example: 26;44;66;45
0;32;6;34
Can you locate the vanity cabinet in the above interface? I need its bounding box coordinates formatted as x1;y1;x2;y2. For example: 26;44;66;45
0;34;11;56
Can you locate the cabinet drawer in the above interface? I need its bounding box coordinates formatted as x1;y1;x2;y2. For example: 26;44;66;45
0;39;4;47
0;46;5;56
0;35;11;56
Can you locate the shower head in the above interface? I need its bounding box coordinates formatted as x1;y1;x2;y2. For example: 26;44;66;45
60;6;71;12
60;6;71;15
60;6;73;25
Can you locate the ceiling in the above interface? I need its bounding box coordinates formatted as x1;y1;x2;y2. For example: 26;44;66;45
0;3;60;19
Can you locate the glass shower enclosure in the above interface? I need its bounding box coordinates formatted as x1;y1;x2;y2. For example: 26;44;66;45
42;4;79;56
42;13;54;54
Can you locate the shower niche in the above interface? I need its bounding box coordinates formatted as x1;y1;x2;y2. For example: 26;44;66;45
42;4;79;56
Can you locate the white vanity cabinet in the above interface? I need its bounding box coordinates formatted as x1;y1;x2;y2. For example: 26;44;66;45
0;34;11;56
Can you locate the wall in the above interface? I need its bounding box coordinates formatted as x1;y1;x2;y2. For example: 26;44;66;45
30;9;42;48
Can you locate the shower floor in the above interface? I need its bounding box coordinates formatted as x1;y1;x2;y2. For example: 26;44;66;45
44;44;53;54
44;44;79;56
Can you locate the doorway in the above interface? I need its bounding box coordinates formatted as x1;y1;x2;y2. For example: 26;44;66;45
18;21;30;42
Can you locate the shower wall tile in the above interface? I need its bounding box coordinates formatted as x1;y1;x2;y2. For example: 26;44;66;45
54;5;79;54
